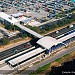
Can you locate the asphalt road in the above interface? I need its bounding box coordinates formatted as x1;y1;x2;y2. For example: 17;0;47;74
0;43;28;61
20;46;75;75
0;38;38;61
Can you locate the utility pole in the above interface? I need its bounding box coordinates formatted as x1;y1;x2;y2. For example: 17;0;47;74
13;24;15;32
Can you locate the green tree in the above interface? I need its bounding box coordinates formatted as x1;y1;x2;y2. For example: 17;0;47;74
5;25;14;31
2;38;9;45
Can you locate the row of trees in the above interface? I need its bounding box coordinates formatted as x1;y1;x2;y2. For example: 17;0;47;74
5;25;21;31
0;38;9;45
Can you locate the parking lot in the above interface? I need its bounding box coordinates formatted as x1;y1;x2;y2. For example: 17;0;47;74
0;0;75;20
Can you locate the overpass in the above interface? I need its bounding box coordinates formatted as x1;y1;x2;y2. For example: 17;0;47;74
15;23;43;38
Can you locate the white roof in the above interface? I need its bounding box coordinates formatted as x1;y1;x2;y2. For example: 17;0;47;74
37;36;57;49
11;12;24;17
37;32;75;50
17;16;27;22
0;65;13;70
28;20;41;27
8;47;44;66
0;12;18;24
57;31;75;43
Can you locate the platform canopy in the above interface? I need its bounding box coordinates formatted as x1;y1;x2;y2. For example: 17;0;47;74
37;36;58;50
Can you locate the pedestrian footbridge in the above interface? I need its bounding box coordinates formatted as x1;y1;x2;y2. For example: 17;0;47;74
15;23;43;38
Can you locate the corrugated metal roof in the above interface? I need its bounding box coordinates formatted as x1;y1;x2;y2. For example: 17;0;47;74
11;12;24;17
21;18;33;23
8;48;44;66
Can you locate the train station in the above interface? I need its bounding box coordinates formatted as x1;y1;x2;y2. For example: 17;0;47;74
5;30;75;68
0;0;75;74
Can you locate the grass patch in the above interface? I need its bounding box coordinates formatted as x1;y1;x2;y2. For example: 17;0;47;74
54;54;69;63
63;54;69;57
30;63;51;75
55;58;62;62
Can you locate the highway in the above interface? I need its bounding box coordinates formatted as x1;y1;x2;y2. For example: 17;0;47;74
20;46;75;74
0;38;38;61
0;43;28;61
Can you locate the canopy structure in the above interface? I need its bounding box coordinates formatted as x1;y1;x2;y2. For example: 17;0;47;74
6;47;44;67
37;31;75;50
37;36;57;50
0;12;18;24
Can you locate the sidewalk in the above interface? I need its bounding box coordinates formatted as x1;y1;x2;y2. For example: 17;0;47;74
0;37;31;52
